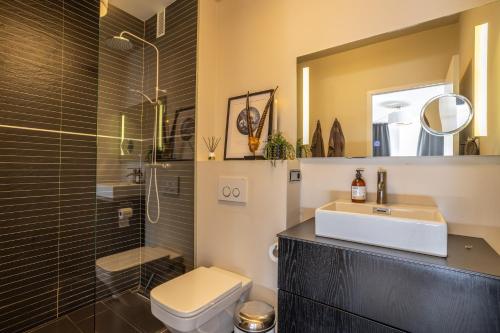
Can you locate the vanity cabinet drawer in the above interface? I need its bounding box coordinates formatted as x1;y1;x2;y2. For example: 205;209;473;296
278;290;402;333
278;237;500;333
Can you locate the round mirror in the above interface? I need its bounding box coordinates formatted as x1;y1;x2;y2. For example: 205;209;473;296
420;93;473;136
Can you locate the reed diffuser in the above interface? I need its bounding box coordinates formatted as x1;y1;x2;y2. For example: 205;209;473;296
203;136;221;160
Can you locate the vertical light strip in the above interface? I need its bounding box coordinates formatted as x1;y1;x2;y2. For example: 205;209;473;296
474;22;488;137
120;114;125;155
157;103;164;150
302;67;310;144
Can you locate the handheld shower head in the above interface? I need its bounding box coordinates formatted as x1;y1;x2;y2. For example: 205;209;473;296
105;35;133;51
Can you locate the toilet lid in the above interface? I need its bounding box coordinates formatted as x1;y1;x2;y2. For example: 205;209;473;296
151;267;242;318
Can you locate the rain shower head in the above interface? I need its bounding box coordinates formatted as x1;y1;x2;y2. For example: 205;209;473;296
129;89;154;104
105;35;133;51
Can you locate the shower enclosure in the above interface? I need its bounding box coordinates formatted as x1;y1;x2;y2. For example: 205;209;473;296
0;0;196;332
94;0;197;330
95;0;196;299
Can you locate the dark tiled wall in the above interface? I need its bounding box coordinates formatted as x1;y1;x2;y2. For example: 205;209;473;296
0;0;197;330
141;0;197;292
0;1;99;332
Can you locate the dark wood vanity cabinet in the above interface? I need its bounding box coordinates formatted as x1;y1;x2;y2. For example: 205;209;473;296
277;220;500;333
278;290;402;333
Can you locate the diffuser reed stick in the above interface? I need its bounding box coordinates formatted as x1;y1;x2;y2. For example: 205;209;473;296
203;136;221;160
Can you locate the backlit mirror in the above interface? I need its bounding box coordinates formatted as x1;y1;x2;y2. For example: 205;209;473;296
298;0;500;158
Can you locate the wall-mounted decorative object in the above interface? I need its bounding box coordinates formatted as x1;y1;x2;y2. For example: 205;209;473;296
203;136;221;160
166;106;195;161
310;120;325;157
463;137;480;155
328;118;345;157
224;89;275;160
263;132;296;166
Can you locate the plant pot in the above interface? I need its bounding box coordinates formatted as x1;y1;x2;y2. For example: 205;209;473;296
275;145;287;160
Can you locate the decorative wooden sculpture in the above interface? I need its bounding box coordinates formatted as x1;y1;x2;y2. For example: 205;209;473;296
247;86;278;154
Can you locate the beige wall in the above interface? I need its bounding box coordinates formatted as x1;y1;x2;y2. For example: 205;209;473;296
300;157;500;254
196;161;297;305
458;1;500;154
302;24;459;157
195;0;499;303
196;0;493;159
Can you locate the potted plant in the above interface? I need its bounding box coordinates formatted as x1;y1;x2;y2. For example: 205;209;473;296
263;132;296;166
296;138;311;158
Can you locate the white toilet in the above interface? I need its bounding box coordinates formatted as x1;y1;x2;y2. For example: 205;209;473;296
150;266;252;333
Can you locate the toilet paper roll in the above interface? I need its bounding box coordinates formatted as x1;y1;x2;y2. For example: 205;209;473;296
118;207;132;228
268;242;278;263
118;207;133;219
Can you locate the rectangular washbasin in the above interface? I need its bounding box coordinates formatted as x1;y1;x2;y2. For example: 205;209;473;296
96;182;143;199
315;200;447;257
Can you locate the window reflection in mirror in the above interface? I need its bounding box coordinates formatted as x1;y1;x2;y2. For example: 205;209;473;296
371;84;454;157
297;0;500;157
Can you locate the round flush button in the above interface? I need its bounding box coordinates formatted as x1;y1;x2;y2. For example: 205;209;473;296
222;186;231;197
232;187;240;197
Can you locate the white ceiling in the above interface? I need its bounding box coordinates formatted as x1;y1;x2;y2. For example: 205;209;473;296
372;84;450;124
109;0;176;21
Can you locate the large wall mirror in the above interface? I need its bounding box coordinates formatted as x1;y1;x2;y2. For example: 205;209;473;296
297;1;499;158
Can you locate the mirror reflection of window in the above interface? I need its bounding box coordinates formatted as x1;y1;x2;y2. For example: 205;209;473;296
371;84;453;157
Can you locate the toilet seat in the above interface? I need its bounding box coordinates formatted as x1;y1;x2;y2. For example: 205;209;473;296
150;266;252;333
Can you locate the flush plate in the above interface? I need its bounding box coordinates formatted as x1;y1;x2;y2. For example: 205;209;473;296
163;176;180;195
218;176;247;203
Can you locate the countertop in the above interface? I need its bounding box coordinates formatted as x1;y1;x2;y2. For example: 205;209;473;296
278;218;500;280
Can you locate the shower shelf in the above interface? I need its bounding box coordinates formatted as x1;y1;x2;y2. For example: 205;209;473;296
145;163;172;169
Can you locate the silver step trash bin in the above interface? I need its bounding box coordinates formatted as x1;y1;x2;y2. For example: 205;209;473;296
234;301;276;333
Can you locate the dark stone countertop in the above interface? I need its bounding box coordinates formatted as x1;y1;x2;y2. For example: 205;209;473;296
278;218;500;280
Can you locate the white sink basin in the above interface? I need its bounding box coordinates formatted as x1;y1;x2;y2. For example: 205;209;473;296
96;182;142;199
315;200;447;257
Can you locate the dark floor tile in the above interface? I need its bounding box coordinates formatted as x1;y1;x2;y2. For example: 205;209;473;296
74;309;138;333
29;316;80;333
104;292;166;333
67;301;107;323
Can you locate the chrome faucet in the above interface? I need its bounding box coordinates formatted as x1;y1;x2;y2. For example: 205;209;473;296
377;169;387;204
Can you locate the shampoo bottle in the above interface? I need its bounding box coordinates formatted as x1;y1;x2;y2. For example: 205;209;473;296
351;169;366;203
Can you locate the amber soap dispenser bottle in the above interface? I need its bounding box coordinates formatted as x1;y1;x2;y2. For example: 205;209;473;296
351;168;367;203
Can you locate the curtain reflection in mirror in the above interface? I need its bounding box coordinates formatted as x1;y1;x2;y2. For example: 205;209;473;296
373;123;391;157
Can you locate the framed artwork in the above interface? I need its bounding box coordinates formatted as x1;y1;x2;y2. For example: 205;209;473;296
164;106;195;161
224;89;274;160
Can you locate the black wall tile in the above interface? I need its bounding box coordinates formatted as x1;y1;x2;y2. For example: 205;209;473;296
0;0;99;332
1;0;197;331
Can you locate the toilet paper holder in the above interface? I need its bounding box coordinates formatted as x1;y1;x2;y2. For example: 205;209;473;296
118;207;133;219
118;207;133;228
268;242;278;263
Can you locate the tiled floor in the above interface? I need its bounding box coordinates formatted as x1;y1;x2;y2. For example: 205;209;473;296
28;292;168;333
